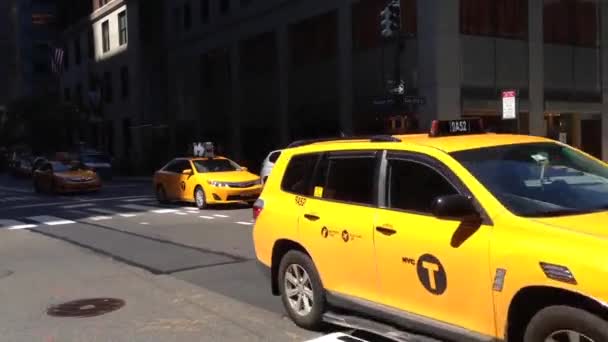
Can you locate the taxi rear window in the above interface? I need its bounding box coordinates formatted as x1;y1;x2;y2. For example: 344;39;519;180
281;153;319;196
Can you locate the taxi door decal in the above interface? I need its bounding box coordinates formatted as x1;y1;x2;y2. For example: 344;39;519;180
416;253;447;295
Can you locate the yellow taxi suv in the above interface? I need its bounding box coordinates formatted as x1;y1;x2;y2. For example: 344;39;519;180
33;160;101;194
153;155;263;209
252;118;608;342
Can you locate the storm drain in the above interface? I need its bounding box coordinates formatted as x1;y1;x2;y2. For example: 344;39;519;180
47;298;125;318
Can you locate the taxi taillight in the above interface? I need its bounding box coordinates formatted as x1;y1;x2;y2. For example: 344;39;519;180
253;198;264;220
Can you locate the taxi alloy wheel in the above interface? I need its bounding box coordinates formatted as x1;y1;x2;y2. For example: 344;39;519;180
194;186;206;209
524;306;608;342
278;250;326;330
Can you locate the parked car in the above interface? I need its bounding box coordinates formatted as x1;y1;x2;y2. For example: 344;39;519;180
260;149;282;185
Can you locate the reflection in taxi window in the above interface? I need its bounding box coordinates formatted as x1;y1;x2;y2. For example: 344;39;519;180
193;159;240;173
452;142;608;217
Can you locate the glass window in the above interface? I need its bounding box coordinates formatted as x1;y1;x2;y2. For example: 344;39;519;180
460;0;528;39
201;0;209;23
103;71;112;103
74;38;81;65
102;20;110;52
220;0;230;15
164;160;190;173
268;151;281;163
183;3;191;30
88;29;94;59
118;11;128;45
192;159;240;173
281;153;319;195
544;0;598;47
387;159;459;213
451;142;608;217
318;152;377;205
120;66;129;99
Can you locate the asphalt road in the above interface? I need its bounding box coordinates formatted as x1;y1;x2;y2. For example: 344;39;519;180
0;174;375;341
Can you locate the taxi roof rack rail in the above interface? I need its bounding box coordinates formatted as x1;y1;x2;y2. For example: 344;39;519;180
287;135;401;148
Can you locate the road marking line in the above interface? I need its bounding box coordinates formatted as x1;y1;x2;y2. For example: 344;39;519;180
152;209;178;214
236;221;253;226
119;213;138;218
9;224;37;230
213;214;229;218
120;204;157;211
27;216;75;226
200;216;214;219
174;212;187;216
140;222;149;225
0;219;32;229
4;196;158;210
87;208;120;215
62;203;94;209
88;216;112;221
124;197;154;202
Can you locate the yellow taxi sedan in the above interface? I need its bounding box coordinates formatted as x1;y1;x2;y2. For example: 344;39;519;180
153;156;263;209
33;160;101;194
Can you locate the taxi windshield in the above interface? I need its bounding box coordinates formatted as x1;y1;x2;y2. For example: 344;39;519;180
52;162;85;172
451;142;608;217
192;159;240;173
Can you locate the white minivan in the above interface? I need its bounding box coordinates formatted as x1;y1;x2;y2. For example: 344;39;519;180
260;149;282;184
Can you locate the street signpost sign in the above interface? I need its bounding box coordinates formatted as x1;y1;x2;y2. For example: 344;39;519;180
501;89;517;120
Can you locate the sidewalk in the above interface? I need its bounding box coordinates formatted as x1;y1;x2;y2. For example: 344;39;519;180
0;229;317;341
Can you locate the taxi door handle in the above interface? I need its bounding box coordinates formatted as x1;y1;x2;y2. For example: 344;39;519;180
376;226;396;236
304;213;320;221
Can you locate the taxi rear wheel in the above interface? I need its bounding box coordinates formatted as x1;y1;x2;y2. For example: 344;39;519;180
156;186;168;204
278;250;326;330
524;306;608;342
194;186;207;209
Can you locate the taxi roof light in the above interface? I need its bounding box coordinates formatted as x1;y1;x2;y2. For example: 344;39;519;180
429;118;485;137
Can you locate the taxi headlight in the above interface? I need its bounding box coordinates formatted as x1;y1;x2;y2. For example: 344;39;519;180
208;180;229;187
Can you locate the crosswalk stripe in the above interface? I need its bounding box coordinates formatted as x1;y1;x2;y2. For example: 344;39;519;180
120;204;157;211
62;203;94;209
200;216;214;219
124;197;154;202
213;214;229;218
87;208;120;215
27;215;75;226
87;216;112;221
235;221;253;226
0;219;34;229
118;213;138;218
9;224;37;230
152;209;178;214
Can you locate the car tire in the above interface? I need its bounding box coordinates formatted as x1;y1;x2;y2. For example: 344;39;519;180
194;186;207;210
524;305;608;342
156;185;168;204
278;250;326;331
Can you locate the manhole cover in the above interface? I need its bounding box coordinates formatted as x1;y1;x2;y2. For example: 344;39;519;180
47;298;125;318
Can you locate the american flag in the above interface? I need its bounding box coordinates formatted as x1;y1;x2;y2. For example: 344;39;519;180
50;46;64;74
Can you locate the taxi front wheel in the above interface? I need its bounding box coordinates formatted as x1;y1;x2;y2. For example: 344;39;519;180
524;305;608;342
194;186;207;209
278;250;326;330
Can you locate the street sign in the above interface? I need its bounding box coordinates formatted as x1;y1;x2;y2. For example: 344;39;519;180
501;89;517;120
372;96;426;106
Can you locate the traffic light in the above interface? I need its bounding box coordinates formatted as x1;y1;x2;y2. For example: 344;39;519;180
380;0;401;39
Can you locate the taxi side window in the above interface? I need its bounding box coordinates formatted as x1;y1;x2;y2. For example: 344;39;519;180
281;153;319;196
316;152;377;206
387;158;458;214
166;160;190;173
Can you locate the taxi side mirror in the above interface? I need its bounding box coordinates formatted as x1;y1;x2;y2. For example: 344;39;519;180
182;169;193;175
240;167;248;171
431;194;479;221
